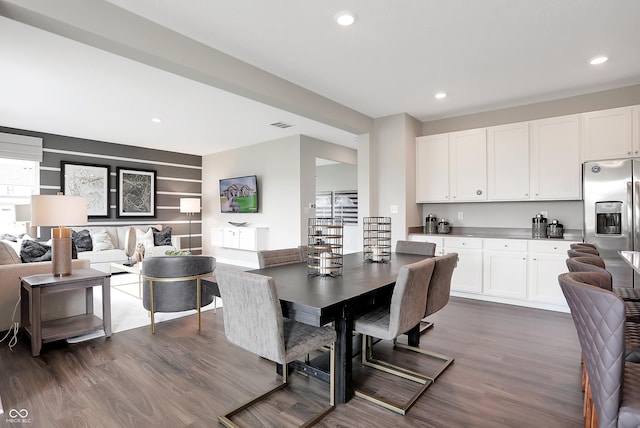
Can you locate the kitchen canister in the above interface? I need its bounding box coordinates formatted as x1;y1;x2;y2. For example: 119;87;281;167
437;219;450;234
425;214;438;234
547;219;564;238
532;213;548;239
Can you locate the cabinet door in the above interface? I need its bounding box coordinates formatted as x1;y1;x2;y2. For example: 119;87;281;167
416;134;450;202
531;114;581;200
634;106;640;155
223;228;240;248
487;122;530;200
483;251;527;299
238;228;256;250
446;249;483;293
528;253;568;306
449;128;487;201
582;107;633;161
211;228;224;247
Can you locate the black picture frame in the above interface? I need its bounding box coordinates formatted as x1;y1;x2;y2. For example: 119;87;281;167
61;161;110;218
116;167;157;218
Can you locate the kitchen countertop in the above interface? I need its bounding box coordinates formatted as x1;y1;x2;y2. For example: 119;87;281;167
407;226;583;242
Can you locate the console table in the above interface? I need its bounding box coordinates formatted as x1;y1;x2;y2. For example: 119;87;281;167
20;269;111;356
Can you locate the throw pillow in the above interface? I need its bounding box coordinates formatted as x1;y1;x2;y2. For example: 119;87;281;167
0;240;21;264
92;230;115;251
152;226;172;246
20;240;52;263
72;229;93;252
136;228;155;250
0;233;17;242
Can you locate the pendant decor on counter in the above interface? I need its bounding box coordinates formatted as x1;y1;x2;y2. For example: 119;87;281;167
307;217;343;277
363;216;392;263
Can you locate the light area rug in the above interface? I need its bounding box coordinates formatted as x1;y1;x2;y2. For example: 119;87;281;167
67;273;222;342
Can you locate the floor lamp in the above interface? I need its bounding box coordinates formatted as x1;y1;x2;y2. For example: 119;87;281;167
180;198;200;252
31;194;88;276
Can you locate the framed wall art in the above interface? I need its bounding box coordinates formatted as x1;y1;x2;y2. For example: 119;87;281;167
116;167;157;217
61;161;110;218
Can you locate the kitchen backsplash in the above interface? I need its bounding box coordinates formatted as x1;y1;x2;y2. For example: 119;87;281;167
420;200;583;229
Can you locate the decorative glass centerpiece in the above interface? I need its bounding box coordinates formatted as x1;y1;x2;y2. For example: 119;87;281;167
363;216;392;263
307;218;343;277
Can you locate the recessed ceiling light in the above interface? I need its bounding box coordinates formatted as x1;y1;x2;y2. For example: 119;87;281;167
151;118;162;123
435;92;447;99
335;11;356;26
590;56;608;65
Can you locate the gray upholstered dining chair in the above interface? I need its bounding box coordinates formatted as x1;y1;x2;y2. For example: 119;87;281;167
570;243;599;254
559;271;640;428
395;252;457;381
257;247;303;268
567;248;599;258
567;255;640;302
353;257;436;415
215;268;336;427
395;240;437;256
142;255;215;334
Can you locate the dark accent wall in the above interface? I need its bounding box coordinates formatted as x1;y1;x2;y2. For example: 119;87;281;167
0;126;203;254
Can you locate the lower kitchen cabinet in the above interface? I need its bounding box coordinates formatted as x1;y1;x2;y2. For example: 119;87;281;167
527;241;571;307
443;237;483;294
483;239;528;299
408;234;579;312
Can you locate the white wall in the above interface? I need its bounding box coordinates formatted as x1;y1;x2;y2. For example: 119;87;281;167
203;134;357;266
316;163;357;191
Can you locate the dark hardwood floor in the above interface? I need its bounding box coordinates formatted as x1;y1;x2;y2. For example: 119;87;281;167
0;297;583;427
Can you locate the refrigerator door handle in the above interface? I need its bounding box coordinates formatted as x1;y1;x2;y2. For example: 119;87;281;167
635;181;640;250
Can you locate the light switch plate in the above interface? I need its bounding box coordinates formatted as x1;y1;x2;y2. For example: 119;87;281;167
390;205;399;214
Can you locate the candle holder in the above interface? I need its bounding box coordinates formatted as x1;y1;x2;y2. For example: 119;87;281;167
363;216;391;263
307;218;343;277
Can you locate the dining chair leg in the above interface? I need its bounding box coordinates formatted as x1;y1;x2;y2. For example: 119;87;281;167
393;339;455;382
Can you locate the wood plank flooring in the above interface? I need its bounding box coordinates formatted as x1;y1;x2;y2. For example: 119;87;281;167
0;297;584;427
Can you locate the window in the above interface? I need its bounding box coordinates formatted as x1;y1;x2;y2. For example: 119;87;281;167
315;190;358;225
0;158;39;232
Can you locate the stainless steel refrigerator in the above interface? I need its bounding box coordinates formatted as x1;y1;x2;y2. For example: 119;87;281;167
583;159;640;288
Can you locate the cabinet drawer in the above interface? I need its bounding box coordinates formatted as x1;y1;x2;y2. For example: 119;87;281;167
444;237;482;249
484;239;527;252
528;240;575;254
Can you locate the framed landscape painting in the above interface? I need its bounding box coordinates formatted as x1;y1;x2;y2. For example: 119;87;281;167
61;161;110;218
116;167;156;217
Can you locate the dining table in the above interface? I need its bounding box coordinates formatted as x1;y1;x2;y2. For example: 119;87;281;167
203;251;430;403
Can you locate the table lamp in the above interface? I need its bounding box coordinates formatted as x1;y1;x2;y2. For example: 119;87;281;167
180;197;200;251
31;194;88;276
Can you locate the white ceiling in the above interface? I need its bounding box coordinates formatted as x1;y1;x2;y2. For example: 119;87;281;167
1;0;640;156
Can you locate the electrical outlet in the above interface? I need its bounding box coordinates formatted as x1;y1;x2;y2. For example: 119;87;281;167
457;211;463;220
540;211;548;217
390;205;399;214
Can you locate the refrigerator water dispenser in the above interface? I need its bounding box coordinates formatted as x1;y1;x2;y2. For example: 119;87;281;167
596;201;622;235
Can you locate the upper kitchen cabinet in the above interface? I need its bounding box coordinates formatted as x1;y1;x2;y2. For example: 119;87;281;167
416;129;487;203
449;128;487;201
416;134;450;202
530;114;582;200
582;106;634;161
487;122;530;200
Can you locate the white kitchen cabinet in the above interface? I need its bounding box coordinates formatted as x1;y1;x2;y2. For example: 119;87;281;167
443;237;483;293
487;122;530;200
527;240;573;307
634;106;640;154
483;239;528;299
582;106;634;161
416;128;486;203
213;227;268;251
530;114;581;200
449;128;487;201
408;234;444;256
416;134;450;202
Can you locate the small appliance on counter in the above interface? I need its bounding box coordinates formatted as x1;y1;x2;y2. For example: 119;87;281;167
532;213;547;239
547;219;564;239
437;219;450;234
425;213;438;234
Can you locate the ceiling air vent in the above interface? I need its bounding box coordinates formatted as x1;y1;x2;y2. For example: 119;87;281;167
269;121;293;129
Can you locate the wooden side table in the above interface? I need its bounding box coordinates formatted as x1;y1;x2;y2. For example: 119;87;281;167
20;268;111;356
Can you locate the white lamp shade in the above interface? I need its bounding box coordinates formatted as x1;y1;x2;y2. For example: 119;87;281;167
31;195;88;226
180;198;201;214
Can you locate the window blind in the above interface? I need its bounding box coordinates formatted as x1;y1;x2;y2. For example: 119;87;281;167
0;132;43;162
